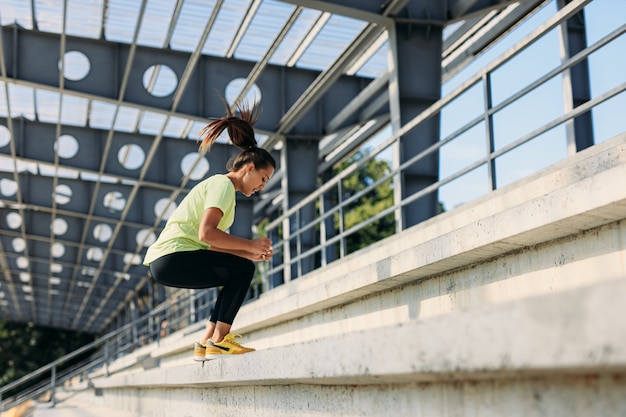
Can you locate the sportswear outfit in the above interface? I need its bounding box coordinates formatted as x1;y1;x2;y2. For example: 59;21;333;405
144;174;254;327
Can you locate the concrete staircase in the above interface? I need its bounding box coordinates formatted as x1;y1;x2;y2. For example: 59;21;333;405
55;134;626;417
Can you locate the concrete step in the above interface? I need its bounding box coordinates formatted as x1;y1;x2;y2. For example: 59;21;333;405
75;279;626;416
234;133;626;344
97;134;626;375
94;279;626;387
28;397;134;417
71;134;626;416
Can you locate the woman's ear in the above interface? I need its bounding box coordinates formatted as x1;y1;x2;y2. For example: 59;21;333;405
241;162;254;175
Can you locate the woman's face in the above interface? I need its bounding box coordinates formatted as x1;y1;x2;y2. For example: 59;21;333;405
242;164;274;197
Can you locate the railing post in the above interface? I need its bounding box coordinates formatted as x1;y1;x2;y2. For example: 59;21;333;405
296;210;302;278
318;193;327;267
50;365;56;407
338;180;346;258
190;289;196;325
104;341;110;377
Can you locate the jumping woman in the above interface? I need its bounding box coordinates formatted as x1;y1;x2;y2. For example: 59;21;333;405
144;102;275;360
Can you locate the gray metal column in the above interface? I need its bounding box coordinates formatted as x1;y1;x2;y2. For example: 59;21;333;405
229;197;254;299
230;198;254;240
391;7;444;229
285;138;319;280
558;0;594;153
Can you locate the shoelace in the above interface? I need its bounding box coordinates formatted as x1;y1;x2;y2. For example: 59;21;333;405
224;333;244;347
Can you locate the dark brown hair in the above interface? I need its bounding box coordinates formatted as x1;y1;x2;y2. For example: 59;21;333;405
199;102;276;172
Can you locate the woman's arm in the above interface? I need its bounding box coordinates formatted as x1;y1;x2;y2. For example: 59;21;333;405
199;207;272;260
206;246;259;261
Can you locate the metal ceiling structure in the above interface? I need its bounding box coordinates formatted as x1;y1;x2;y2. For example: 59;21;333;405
0;0;547;334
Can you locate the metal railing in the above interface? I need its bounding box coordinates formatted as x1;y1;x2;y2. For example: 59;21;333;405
0;286;218;412
261;0;625;288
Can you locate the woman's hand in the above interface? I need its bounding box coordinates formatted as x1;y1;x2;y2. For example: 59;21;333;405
249;237;273;262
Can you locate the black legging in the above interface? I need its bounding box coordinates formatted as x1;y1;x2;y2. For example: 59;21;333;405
149;250;255;325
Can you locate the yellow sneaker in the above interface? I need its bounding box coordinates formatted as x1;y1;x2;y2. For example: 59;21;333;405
205;334;255;358
193;342;208;361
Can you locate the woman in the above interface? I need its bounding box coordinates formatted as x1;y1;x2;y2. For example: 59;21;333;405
143;102;275;360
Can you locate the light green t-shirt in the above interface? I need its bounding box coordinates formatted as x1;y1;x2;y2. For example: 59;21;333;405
143;174;236;265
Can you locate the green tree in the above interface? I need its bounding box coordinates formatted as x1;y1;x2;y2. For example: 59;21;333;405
334;150;395;254
0;320;94;396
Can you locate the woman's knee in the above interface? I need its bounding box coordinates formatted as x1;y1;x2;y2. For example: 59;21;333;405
240;259;255;282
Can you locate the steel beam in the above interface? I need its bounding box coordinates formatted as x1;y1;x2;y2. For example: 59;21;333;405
0;26;373;136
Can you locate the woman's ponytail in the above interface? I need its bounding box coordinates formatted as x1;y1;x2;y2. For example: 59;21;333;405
199;100;276;172
199;102;259;151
